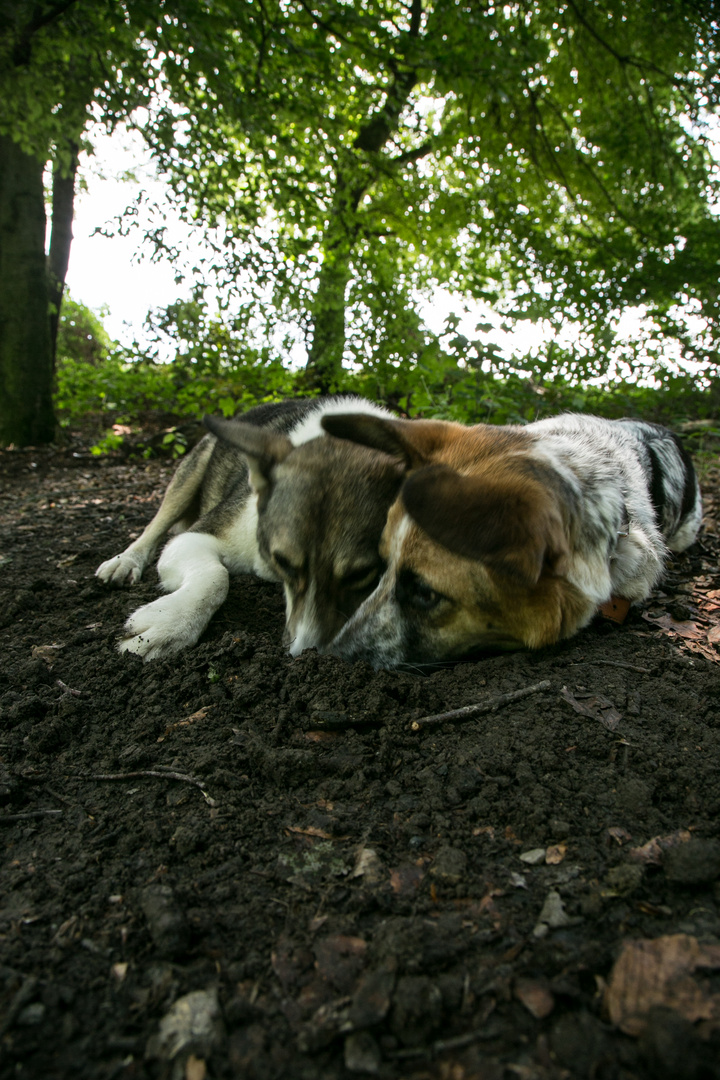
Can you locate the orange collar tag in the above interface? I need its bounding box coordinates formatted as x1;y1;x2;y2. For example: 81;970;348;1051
598;596;631;623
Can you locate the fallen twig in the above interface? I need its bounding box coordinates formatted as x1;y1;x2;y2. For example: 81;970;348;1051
410;680;551;731
44;785;76;808
587;660;652;674
0;809;62;824
56;679;84;697
73;769;217;806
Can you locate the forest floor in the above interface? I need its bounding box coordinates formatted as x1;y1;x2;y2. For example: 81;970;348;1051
1;425;720;1080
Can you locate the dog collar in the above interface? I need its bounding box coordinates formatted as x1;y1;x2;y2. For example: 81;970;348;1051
598;596;631;623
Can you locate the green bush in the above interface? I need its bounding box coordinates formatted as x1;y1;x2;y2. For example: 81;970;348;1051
53;296;719;456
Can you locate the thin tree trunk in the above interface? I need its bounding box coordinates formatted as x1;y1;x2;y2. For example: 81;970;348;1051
304;233;354;392
303;0;423;390
48;139;79;371
0;133;56;446
303;164;364;392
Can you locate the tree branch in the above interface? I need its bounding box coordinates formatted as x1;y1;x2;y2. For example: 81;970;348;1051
353;0;424;153
565;0;698;109
389;138;435;166
12;0;80;66
524;80;643;243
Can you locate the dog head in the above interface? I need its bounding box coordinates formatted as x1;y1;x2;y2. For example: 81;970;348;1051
204;414;403;654
322;413;590;666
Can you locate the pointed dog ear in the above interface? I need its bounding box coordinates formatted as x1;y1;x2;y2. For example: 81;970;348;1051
203;415;293;493
402;464;569;587
321;414;452;470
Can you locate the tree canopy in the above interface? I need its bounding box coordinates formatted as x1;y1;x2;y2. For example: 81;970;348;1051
138;0;720;392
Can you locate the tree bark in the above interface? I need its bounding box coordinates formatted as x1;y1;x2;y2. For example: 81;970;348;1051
304;229;355;392
48;139;79;370
0;133;56;446
303;0;424;391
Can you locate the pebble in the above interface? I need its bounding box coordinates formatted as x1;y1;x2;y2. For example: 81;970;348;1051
145;987;223;1062
17;1002;46;1026
351;847;384;885
533;890;573;938
519;848;546;866
344;1031;382;1074
605;863;644;895
348;964;396;1029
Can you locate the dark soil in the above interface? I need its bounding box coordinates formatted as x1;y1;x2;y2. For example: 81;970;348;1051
2;435;720;1080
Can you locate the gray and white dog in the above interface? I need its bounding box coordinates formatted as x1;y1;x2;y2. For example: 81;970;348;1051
97;397;402;661
321;411;703;666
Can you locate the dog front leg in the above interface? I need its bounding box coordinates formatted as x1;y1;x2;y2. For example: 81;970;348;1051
96;436;215;586
119;532;229;661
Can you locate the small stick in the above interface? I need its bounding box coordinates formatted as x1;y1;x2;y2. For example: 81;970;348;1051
74;769;217;806
587;659;652;674
0;809;62;824
44;786;76;808
56;679;83;697
410;680;551;731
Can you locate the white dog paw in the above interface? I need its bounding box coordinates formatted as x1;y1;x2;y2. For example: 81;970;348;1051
96;552;145;587
118;596;201;661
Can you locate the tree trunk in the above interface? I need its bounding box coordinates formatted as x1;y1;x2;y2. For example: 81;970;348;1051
304;233;354;392
0;133;56;446
303;163;368;391
303;0;423;390
48;139;79;370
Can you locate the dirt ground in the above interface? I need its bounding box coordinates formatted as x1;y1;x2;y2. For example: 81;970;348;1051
2;429;720;1080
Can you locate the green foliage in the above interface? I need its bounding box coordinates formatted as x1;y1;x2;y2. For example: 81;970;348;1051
136;0;720;389
1;2;160;161
0;1;275;446
53;299;718;459
56;295;113;366
160;428;188;458
53;298;303;450
90;429;126;457
9;1;718;432
138;295;287;379
54;348;300;428
6;1;720;411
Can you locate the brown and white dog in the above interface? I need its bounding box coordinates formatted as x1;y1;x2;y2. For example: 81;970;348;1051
322;412;702;667
96;398;402;661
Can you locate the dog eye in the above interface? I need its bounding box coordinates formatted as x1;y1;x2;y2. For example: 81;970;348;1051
272;552;300;580
396;570;444;611
340;564;383;591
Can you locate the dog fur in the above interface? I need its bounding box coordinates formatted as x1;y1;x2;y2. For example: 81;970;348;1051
321;411;702;667
96;397;402;661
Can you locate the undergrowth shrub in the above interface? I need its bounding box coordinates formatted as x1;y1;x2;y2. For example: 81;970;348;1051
53;297;720;456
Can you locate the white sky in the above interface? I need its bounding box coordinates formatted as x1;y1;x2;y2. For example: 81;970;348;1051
65;126;198;344
64;123;547;364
